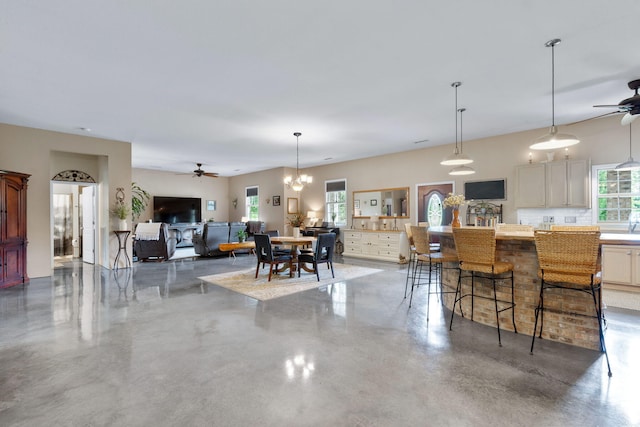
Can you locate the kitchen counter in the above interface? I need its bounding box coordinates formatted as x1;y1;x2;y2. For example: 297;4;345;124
427;226;620;350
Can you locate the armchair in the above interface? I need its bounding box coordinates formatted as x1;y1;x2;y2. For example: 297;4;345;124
134;223;177;262
192;222;231;257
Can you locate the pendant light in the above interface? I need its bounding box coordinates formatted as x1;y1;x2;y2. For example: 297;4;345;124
283;132;313;191
449;107;476;175
441;82;474;166
616;122;640;170
530;38;580;150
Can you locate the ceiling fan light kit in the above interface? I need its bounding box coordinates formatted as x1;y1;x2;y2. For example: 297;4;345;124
530;38;580;151
284;132;312;192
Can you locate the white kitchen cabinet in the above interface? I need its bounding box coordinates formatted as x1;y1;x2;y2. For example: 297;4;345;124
343;230;409;263
515;163;546;208
546;159;589;207
515;159;589;208
602;245;640;291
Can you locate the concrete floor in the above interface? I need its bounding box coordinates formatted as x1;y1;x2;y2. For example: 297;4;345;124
0;254;638;426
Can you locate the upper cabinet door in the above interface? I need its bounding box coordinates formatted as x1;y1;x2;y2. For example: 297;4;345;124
566;159;589;207
515;164;546;208
546;159;590;208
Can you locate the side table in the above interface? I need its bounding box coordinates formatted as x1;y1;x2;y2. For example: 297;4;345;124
113;230;131;270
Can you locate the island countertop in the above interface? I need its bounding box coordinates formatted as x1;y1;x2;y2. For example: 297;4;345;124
428;226;640;246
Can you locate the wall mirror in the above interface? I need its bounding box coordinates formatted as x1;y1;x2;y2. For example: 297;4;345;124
353;187;409;218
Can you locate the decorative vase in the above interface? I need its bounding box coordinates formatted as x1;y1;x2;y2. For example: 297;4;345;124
451;209;461;228
293;227;301;238
118;219;128;231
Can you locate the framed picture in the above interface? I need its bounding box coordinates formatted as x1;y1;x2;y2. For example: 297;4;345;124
287;197;298;214
370;199;378;206
273;195;281;206
207;200;216;211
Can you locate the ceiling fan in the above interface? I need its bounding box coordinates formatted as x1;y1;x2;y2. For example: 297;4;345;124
192;163;219;178
593;79;640;125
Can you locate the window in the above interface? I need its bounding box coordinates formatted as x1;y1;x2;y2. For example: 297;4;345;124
426;193;443;226
325;180;346;226
594;165;640;223
245;186;259;221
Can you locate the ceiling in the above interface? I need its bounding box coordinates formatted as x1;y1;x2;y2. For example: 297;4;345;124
2;1;640;177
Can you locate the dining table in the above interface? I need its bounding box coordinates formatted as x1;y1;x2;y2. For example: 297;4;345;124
269;236;316;273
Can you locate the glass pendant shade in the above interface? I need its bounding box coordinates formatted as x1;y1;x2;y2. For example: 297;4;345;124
530;126;580;150
449;165;476;176
441;149;473;166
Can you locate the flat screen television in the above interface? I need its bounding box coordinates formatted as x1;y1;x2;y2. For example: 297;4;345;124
464;179;506;201
153;196;202;224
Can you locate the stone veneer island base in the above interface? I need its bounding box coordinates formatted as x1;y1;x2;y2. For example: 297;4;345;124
429;226;630;351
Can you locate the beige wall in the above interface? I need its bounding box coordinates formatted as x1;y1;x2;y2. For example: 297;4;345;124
0;114;629;278
132;168;230;224
0;123;131;278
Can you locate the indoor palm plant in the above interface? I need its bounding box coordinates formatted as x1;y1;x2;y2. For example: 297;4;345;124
131;182;150;221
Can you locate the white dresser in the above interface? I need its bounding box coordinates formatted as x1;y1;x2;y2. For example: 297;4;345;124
343;229;409;263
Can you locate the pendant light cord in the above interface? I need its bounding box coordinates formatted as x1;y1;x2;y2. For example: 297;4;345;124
551;42;555;127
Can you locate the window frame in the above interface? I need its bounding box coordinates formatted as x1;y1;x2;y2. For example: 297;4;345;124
592;163;640;226
325;179;347;227
245;186;259;221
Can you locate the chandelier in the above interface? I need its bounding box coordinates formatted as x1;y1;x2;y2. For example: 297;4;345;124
284;132;312;191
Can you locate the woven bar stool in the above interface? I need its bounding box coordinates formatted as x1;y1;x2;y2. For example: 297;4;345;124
531;230;612;377
449;227;518;346
408;226;457;320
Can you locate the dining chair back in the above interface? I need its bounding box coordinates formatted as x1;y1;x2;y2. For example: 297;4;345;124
297;232;336;281
254;233;293;281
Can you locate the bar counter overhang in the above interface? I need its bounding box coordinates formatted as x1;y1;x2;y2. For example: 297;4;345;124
428;226;640;350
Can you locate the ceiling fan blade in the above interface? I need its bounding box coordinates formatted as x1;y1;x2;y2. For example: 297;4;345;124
203;172;219;178
568;111;620;126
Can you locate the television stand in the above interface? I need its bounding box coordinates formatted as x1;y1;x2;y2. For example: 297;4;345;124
169;223;203;248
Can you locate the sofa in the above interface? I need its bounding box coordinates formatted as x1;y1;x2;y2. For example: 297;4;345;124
192;221;267;257
134;223;177;261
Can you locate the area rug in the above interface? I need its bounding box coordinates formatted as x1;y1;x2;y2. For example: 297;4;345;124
199;264;381;301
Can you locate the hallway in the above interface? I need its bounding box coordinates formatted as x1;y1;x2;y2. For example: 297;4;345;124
0;255;638;426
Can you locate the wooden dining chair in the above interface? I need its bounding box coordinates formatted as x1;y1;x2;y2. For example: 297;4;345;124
254;233;293;281
297;232;336;281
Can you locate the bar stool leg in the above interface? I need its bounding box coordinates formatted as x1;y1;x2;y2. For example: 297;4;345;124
492;277;502;347
449;272;463;330
530;280;545;354
590;282;612;377
404;250;415;299
510;271;518;334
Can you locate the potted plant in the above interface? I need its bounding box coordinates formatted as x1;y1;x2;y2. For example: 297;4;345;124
287;212;306;238
111;201;130;230
236;229;248;243
131;182;150;221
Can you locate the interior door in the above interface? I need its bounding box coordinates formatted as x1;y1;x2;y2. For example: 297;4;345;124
81;186;95;264
417;183;453;226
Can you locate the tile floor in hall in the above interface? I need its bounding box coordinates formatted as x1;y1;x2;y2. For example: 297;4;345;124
0;254;639;426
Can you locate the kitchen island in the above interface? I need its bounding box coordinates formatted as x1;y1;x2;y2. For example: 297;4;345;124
429;226;640;350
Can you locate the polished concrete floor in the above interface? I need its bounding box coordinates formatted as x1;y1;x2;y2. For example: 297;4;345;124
1;254;639;426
